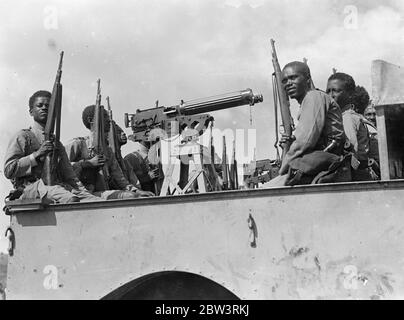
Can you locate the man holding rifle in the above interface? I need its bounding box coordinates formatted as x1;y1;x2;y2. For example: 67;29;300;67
65;105;154;199
109;123;140;189
4;91;100;203
275;61;347;185
104;96;142;189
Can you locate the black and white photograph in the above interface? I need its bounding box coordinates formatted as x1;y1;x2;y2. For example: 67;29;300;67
1;0;404;302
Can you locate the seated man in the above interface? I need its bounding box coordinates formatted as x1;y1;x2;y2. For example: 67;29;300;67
354;90;379;179
109;123;140;189
124;141;160;194
326;73;373;181
363;104;380;175
272;61;346;186
4;90;100;203
64;105;154;200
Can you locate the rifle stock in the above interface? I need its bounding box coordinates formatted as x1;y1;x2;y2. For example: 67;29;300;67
270;39;293;158
42;51;64;186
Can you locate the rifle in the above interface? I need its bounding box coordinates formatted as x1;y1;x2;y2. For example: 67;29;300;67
303;57;316;90
92;79;110;190
42;51;64;186
222;136;229;190
229;140;238;190
270;39;294;158
106;96;125;169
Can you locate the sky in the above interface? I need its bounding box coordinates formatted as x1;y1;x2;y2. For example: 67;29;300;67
1;0;404;253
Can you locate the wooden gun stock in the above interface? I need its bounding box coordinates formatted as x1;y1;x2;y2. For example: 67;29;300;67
42;51;64;186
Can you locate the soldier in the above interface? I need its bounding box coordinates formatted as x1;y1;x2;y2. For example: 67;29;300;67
272;61;346;186
4;90;100;203
110;123;140;188
65;105;154;199
124;141;160;194
326;73;372;181
364;104;377;128
353;92;379;179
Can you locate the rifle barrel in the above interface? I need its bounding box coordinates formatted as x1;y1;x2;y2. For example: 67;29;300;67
42;51;64;185
270;38;293;154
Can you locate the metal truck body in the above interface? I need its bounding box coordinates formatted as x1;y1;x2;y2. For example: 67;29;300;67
5;180;404;300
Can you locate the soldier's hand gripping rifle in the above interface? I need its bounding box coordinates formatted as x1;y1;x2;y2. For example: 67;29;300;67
270;39;294;159
92;79;110;190
124;88;263;144
42;51;64;186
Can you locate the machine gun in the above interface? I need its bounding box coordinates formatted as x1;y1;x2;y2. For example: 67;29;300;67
125;88;262;195
270;39;294;159
124;88;263;143
42;51;64;186
92;79;110;190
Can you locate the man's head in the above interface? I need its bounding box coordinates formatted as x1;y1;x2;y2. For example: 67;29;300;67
281;61;312;103
364;104;376;127
29;90;52;126
82;105;111;133
326;72;356;109
114;123;127;146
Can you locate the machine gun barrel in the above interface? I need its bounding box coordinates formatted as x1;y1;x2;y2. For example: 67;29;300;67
177;88;263;115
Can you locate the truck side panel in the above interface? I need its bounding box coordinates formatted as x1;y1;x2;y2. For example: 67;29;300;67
6;182;404;299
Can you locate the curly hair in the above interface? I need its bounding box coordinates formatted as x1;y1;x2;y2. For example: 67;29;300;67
351;86;370;114
82;105;108;129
